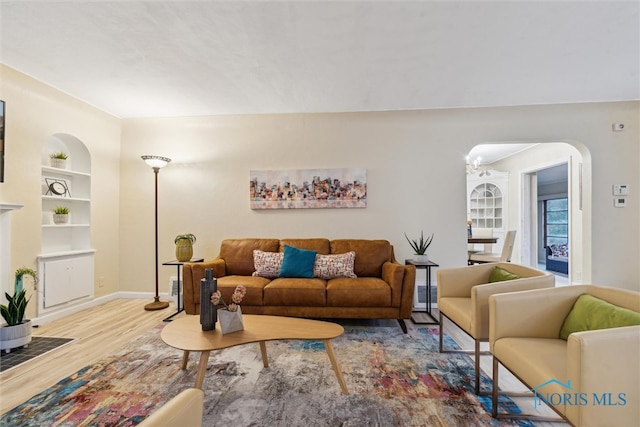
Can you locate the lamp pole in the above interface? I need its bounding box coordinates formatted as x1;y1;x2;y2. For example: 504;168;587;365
141;155;171;311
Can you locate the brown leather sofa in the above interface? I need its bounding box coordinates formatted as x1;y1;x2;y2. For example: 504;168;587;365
182;238;416;332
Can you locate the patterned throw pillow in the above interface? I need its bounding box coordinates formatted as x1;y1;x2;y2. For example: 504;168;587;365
313;251;357;279
252;250;284;278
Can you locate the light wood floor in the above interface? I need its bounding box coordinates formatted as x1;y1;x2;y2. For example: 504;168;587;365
0;299;169;414
1;300;565;425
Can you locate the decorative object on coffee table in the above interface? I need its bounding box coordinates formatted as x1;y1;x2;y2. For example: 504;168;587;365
211;283;246;334
199;269;217;331
404;230;434;262
141;155;171;311
174;233;196;262
1;268;38;353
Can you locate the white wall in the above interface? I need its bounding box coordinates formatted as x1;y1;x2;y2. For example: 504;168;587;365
0;65;122;320
1;65;638;312
121;102;639;292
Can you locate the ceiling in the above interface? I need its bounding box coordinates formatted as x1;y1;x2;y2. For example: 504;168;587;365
1;1;638;119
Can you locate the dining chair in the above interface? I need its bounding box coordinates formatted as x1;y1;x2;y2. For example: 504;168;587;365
469;230;516;264
468;227;494;255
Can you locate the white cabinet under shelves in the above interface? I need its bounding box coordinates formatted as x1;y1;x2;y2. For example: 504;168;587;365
39;253;94;310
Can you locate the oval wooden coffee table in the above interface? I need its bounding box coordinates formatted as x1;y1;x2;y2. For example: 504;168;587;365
161;314;348;394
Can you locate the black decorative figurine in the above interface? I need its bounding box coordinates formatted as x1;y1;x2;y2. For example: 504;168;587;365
200;268;218;331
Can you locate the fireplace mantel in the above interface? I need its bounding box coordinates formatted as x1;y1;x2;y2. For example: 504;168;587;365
0;203;24;213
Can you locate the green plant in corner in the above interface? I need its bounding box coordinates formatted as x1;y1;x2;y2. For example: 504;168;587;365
49;152;69;160
1;268;38;326
404;231;434;255
54;206;70;214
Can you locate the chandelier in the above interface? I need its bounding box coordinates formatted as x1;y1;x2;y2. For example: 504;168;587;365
466;156;491;177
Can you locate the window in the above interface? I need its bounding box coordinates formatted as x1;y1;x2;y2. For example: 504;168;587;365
544;198;568;248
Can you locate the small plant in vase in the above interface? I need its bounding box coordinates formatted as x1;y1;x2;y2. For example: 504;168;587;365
211;285;246;334
49;152;68;169
53;206;70;224
404;231;434;262
174;233;196;262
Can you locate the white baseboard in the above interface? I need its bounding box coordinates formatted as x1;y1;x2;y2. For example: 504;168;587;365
33;291;171;326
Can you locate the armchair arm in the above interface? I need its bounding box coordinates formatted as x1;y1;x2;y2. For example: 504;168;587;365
437;263;495;299
470;274;555;338
182;258;226;315
383;261;415;316
566;326;640;426
489;285;590;348
138;388;204;427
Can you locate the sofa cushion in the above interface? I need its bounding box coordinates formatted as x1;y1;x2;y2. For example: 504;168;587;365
220;239;280;276
559;294;640;340
327;277;391;307
313;252;357;279
493;337;568;416
279;245;317;278
330;239;391;277
264;278;327;306
252;250;283;278
488;266;521;282
216;275;270;306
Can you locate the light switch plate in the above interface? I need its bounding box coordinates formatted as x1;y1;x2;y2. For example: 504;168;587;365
613;184;629;196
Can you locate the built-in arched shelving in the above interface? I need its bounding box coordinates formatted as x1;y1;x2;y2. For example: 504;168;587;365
38;134;94;315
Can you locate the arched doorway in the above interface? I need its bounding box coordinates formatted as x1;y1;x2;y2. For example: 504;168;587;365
466;142;589;284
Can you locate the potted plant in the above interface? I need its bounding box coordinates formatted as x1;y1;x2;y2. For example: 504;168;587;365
53;206;70;224
404;231;434;262
1;268;38;353
49;152;69;169
174;233;196;262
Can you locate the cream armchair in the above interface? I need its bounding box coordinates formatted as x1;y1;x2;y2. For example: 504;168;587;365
437;262;554;394
489;285;640;426
138;388;204;427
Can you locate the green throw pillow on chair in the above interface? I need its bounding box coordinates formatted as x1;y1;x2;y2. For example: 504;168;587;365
559;294;640;340
488;266;521;283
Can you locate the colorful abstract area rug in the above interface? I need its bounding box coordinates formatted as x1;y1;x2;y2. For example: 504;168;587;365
1;323;533;426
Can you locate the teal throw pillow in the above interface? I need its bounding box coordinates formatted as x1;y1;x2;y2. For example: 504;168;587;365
559;294;640;340
279;245;317;278
488;266;521;283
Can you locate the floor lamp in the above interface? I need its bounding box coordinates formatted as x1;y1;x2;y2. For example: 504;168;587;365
141;155;171;311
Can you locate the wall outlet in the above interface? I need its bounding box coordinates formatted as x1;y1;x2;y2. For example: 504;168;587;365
612;123;625;131
99;276;105;287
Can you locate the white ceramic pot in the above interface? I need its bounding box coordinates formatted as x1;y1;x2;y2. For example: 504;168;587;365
413;254;429;263
50;158;67;169
218;306;244;335
53;214;69;224
0;319;32;353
